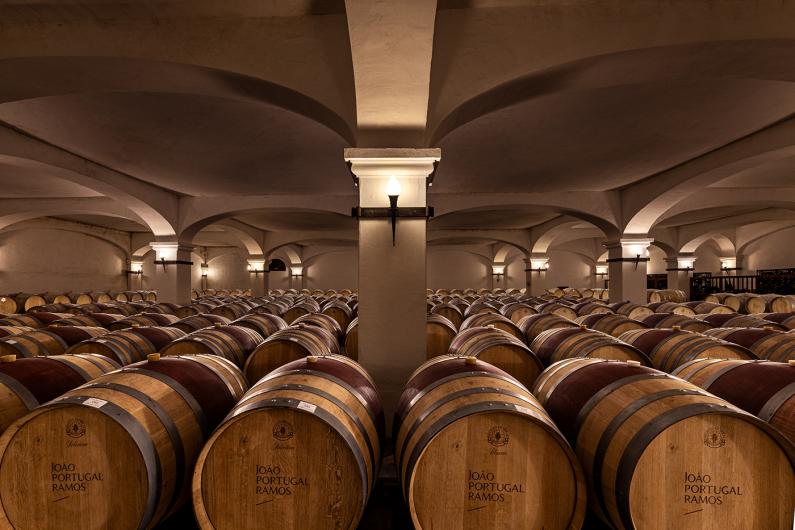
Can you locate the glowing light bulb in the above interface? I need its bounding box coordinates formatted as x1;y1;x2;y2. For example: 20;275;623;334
385;176;401;197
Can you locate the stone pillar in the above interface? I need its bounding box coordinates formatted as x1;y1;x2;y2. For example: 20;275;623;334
288;264;304;291
345;148;440;430
523;258;533;294
605;237;653;304
147;242;193;305
527;255;549;296
489;263;505;290
665;254;695;300
247;257;266;297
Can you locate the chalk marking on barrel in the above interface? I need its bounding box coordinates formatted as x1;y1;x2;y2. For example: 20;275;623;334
683;508;704;516
466;505;486;512
53;496;69;503
256;499;275;506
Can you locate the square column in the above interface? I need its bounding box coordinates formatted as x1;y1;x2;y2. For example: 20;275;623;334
605;237;653;304
666;255;696;300
247;257;267;297
345;148;440;429
289;265;304;291
147;242;193;305
527;255;549;296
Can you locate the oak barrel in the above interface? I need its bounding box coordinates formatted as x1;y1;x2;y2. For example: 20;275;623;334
703;328;795;362
530;327;651;366
344;317;359;358
430;303;464;330
230;313;288;340
574;314;648;337
172;314;231;333
498;302;538;324
758;312;795;330
448;327;544;388
517;313;578;344
673;358;795;443
618;328;756;372
244;325;340;384
292;312;344;344
641;312;713;332
160;325;264;367
0;330;68;358
109;313;180;331
533;358;795;530
193;354;382;529
459;312;524;341
0;354;247;529
395;356;586;529
0;353;120;433
426;314;457;359
609;302;654;320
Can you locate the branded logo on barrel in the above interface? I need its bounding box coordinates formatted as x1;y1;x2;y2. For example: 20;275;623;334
703;427;726;448
273;421;294;441
487;426;509;447
66;418;86;439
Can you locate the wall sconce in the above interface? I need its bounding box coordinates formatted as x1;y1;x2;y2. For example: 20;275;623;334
351;175;434;246
248;259;266;275
290;266;303;278
720;257;739;272
617;238;653;270
527;258;550;273
492;264;506;281
594;263;608;277
201;263;209;278
127;261;143;275
150;242;192;271
677;257;696;271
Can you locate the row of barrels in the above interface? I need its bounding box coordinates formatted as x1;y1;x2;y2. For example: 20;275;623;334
1;342;794;528
0;290;156;313
704;292;795;314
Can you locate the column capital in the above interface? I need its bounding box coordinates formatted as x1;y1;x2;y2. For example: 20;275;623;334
344;148;440;179
604;237;654;259
149;241;193;261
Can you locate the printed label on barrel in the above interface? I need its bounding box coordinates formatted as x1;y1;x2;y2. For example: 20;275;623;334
254;465;309;497
682;471;743;507
467;469;525;503
50;462;104;494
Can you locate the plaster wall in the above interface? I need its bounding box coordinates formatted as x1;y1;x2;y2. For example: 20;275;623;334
0;228;127;293
305;249;357;291
743;227;795;271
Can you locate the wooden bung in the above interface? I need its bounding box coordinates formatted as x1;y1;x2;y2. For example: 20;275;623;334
147;353;161;362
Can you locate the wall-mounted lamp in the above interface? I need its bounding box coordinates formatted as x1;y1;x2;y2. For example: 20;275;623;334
492;264;506;281
290;266;303;278
677;257;696;271
594;263;609;277
527;258;550;273
247;259;266;275
150;242;192;271
127;261;143;275
720;257;740;273
615;238;653;270
351;176;434;246
201;263;209;278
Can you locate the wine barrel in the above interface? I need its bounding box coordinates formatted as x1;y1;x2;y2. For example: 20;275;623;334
647;288;687;303
758;295;795;314
459;312;524;341
140;302;181;315
696;312;742;327
108;313;180;331
0;330;69;358
210;302;249;321
172;314;231;334
498;302;538;324
193;355;382;529
574;313;648;337
50;314;102;327
28;303;76;314
758;312;795;330
618;328;756;372
45;325;109;346
292;312;344;344
0;353;120;433
462;301;499;318
641;312;713;332
530;327;651;367
647;301;697;317
684;301;735;315
703;328;795;362
704;293;743;312
430;303;464;330
517;312;577;345
714;314;788;331
394;356;586;529
0;326;35;338
321;299;355;332
0;294;27;314
0;314;42;328
533;358;795;530
609;301;654;320
161;325;264;367
63;328;174;365
0;354;247;529
230;313;288;340
174;303;213;318
534;301;578;320
426;314;457;359
448;327;544;388
244;326;339;384
344;317;359;358
673;358;795;443
283;301;322;324
573;300;614;316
